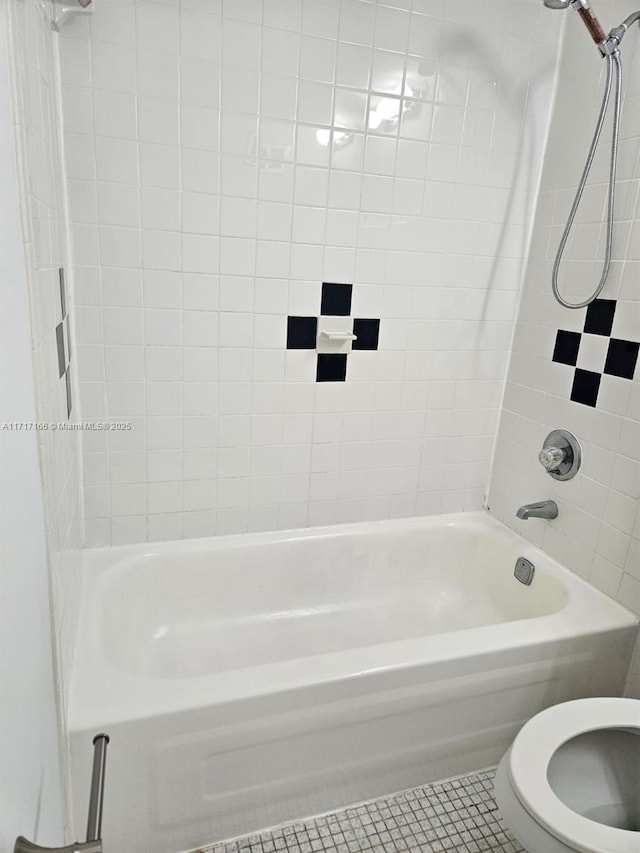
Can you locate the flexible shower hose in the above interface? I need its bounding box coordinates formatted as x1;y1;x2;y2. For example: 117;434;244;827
551;50;622;309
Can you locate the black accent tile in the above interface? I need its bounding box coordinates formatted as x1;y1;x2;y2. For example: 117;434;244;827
584;298;616;336
316;353;347;382
552;329;581;366
287;316;317;349
603;338;639;380
353;318;380;351
570;368;601;407
56;322;66;379
59;268;66;318
321;282;352;316
65;366;72;418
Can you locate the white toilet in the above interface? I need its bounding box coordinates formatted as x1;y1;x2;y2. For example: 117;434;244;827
495;697;640;853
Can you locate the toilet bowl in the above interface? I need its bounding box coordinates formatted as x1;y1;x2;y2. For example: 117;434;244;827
495;698;640;853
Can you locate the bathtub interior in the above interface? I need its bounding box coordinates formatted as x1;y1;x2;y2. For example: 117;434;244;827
99;517;568;680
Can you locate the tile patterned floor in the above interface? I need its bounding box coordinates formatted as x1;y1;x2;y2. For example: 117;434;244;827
201;769;527;853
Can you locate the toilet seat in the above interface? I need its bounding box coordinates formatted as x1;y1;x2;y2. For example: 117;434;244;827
508;698;640;853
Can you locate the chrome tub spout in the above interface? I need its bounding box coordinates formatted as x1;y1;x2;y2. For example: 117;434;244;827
516;500;559;520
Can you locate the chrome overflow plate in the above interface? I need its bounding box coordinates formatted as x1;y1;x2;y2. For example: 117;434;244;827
514;557;535;586
538;429;582;481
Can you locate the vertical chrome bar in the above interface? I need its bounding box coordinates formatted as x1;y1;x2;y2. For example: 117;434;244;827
86;734;109;843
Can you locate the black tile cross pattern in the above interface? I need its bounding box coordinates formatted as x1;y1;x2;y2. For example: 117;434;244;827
320;282;352;316
584;298;616;336
287;316;317;349
316;354;347;382
286;283;381;381
552;330;581;366
552;299;639;407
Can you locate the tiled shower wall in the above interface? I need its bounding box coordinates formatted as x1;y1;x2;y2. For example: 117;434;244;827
489;0;640;620
60;0;561;546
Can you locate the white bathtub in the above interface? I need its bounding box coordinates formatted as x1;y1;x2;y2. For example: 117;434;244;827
68;512;638;853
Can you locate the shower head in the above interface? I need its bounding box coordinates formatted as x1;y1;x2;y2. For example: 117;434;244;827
542;0;608;48
77;0;92;7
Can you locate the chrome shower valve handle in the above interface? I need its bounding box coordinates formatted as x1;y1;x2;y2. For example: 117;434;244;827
538;430;582;481
538;446;567;473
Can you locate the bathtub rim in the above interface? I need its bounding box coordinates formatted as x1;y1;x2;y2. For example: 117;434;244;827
75;508;570;565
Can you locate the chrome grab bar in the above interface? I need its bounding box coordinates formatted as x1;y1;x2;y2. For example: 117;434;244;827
86;735;109;843
14;734;109;853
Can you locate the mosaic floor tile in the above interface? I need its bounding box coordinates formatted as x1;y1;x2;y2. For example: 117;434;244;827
199;769;526;853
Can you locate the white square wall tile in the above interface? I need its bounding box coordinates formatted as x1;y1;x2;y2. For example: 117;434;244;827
219;313;253;348
181;105;219;151
183;274;219;311
92;41;137;95
142;229;181;271
222;67;259;114
181;10;221;62
141;188;180;231
260;73;298;121
182;234;219;273
136;1;180;54
143;271;181;309
262;27;300;77
104;346;145;381
99;226;142;268
138;49;180;101
297;80;334;125
140;143;180;189
93;90;137;140
181;58;220;108
223;20;261;70
219;276;254;312
183;149;220;193
183;347;218;381
300;35;336;85
95;137;138;183
145;347;182;382
336;43;371;91
374;5;410;53
183;311;219;347
138;97;179;145
98;183;140;228
144;310;181;346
